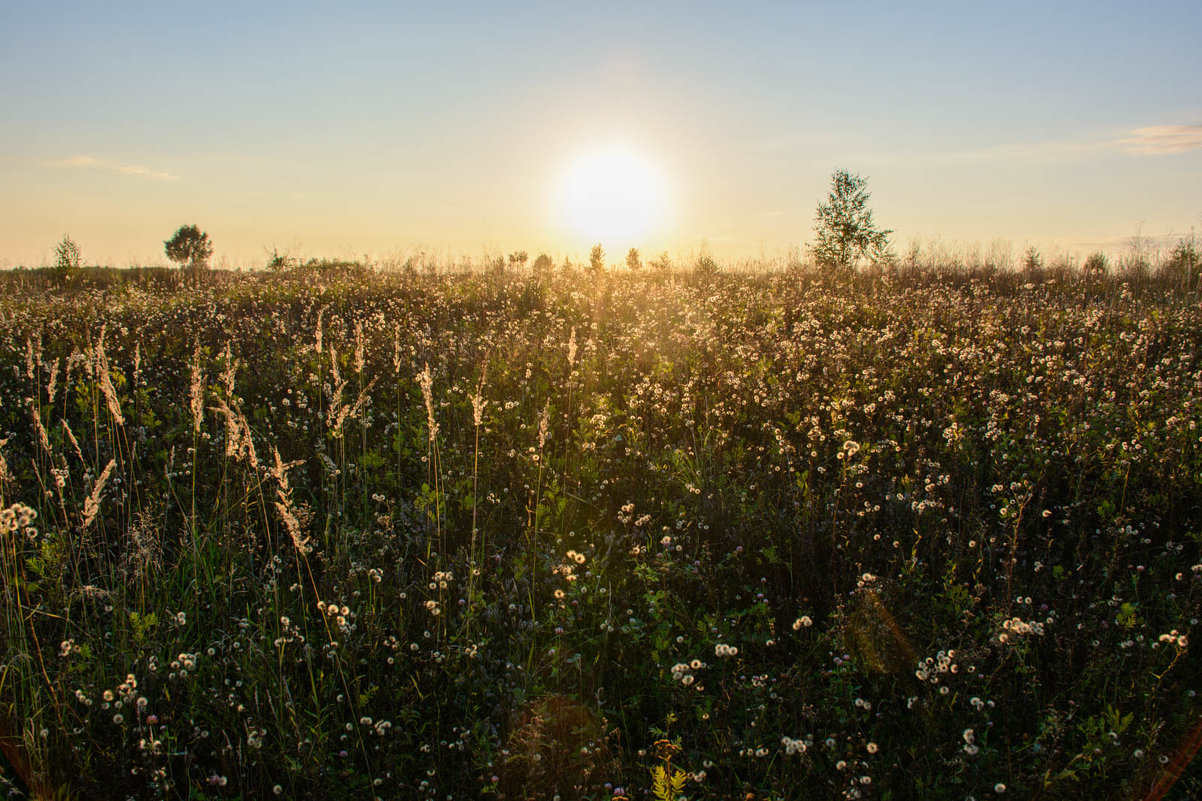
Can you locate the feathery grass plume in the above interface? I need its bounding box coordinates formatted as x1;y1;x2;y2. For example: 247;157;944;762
94;327;125;426
24;335;40;381
467;361;489;624
220;342;239;399
327;344;347;426
211;397;240;459
45;357;60;405
0;437;10;491
331;377;378;437
269;447;311;554
237;407;259;470
210;397;259;469
354;321;365;376
189;348;204;434
392;323;402;375
472;359;489;427
418;363;438;441
82;458;115;528
472;385;487;427
133;342;141;387
314;305;325;356
538;400;550;450
61;420;85;465
28;399;52;456
568;326;578;369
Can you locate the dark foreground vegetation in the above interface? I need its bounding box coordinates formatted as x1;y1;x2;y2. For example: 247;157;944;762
1;262;1200;800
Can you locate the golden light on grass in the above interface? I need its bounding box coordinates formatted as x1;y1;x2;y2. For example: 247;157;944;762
557;146;667;247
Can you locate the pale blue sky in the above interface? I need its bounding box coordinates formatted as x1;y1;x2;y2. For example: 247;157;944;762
2;1;1199;266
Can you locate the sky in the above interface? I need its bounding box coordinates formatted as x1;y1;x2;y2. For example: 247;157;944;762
1;0;1200;268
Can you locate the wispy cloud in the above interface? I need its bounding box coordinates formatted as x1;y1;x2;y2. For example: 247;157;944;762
45;155;179;181
767;123;1202;168
945;123;1202;162
1119;125;1202;155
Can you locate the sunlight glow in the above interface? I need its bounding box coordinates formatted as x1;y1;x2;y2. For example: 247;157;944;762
558;147;666;246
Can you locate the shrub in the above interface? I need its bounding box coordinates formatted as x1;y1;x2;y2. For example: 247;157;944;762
1083;251;1108;278
1159;238;1200;290
265;248;294;272
694;244;719;277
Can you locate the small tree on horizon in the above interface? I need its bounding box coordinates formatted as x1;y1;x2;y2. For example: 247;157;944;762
165;225;213;270
810;169;892;269
54;235;82;272
589;244;605;272
626;247;641;271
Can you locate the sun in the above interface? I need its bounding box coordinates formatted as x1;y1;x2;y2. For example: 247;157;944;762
557;146;667;247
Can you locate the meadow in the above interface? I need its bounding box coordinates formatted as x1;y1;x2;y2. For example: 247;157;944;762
1;260;1200;800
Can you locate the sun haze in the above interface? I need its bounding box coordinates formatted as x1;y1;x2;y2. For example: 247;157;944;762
557;146;668;251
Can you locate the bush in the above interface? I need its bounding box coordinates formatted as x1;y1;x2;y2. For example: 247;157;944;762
265;248;294;272
1159;238;1200;290
1083;251;1108;278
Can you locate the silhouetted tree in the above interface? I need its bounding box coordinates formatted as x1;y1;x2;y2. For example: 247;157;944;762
810;170;892;269
626;248;641;271
165;225;213;270
54;235;82;272
1022;246;1043;274
589;244;605;272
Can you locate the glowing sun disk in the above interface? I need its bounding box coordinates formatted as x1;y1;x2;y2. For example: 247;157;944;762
559;148;665;244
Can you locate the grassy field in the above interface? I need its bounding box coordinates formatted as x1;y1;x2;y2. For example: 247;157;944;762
1;262;1200;800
